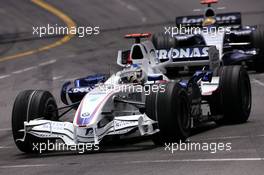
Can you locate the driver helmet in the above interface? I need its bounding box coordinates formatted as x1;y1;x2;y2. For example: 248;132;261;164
120;65;146;84
127;69;144;84
202;17;216;27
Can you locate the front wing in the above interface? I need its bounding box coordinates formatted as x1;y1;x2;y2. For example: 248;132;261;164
17;114;158;146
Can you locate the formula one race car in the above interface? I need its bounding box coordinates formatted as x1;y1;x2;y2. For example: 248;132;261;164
152;0;264;73
12;33;251;153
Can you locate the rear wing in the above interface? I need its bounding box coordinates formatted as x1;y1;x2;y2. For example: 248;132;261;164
155;46;220;69
176;12;242;27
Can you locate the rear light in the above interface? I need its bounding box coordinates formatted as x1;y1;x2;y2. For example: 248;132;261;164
200;0;218;5
125;33;152;43
125;33;151;38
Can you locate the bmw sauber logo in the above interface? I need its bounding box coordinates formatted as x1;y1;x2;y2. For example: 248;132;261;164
81;112;91;119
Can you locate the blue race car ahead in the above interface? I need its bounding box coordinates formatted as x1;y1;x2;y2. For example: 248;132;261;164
153;0;264;73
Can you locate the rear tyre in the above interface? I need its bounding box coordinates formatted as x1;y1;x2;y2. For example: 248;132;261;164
152;33;177;50
252;25;264;73
146;82;191;145
12;90;58;153
216;66;251;124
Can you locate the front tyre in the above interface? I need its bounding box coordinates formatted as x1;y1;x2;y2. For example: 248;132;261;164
12;90;58;153
146;82;191;145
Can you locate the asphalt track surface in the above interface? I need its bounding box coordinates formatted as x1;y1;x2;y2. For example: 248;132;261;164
0;0;264;174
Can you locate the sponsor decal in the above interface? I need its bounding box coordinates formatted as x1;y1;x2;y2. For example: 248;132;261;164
177;13;241;26
42;122;64;130
181;17;203;25
114;120;137;130
72;87;93;93
181;15;238;24
156;47;209;60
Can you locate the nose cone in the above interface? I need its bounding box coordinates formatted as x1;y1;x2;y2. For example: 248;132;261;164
73;89;114;127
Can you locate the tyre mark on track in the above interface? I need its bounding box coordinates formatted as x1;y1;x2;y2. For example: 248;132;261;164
0;0;76;63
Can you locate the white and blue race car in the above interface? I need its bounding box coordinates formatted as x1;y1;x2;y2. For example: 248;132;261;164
12;33;251;153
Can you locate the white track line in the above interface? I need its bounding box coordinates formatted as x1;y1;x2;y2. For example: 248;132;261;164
0;128;11;131
116;0;147;22
0;59;57;80
217;7;226;10
253;79;264;87
60;77;79;82
193;8;202;12
52;75;63;80
12;66;37;74
0;164;51;169
127;157;264;164
38;59;56;66
0;74;11;79
1;158;262;169
192;134;264;141
0;146;13;149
